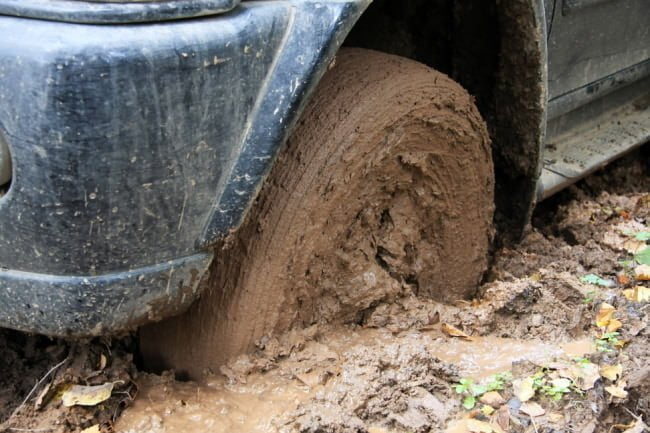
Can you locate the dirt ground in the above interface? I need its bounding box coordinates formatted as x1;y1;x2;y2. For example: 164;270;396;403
1;148;648;433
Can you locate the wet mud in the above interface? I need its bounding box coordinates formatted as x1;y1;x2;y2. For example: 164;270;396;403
140;47;494;378
0;125;648;433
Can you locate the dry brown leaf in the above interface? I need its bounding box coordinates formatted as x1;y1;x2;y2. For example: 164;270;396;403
494;405;510;431
596;303;616;328
558;361;600;391
600;364;623;381
442;323;472;339
61;382;115;407
605;383;628;399
520;402;545;417
635;265;650;281
512;377;535;402
480;391;506;407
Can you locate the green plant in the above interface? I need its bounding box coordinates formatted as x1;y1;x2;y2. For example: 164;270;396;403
596;332;622;352
582;291;596;304
485;372;512;392
454;378;487;410
540;378;572;400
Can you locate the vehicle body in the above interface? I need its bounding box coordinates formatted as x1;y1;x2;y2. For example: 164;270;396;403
0;0;648;337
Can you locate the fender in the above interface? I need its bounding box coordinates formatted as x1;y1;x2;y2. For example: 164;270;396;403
0;0;369;336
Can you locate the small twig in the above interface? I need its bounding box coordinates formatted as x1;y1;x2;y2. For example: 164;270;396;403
530;415;539;433
2;357;68;426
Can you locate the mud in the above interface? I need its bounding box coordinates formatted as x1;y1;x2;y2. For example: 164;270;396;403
0;127;647;432
117;151;648;433
0;333;136;433
140;47;494;378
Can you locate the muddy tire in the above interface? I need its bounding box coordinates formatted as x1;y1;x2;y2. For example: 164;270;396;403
141;48;494;378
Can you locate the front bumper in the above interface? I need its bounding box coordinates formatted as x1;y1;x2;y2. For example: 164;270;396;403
0;0;367;336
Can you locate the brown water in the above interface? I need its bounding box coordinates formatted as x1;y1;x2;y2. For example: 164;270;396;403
117;329;594;433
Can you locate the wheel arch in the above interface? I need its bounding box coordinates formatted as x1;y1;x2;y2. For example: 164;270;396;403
203;0;548;247
341;0;549;243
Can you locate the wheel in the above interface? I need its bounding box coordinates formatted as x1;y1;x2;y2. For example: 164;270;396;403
140;48;494;379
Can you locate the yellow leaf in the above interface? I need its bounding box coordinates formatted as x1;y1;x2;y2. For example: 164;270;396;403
481;405;495;416
623;239;647;254
512;377;536;402
623;289;635;301
600;364;622;381
61;382;114;407
596;303;616;328
625;286;650;302
81;425;101;433
635;265;650;281
520;402;545;417
605;384;628;398
442;323;472;339
607;318;623;332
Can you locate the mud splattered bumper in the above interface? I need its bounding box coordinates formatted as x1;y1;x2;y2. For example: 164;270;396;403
0;0;368;336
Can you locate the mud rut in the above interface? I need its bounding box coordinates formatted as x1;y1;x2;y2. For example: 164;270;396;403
0;155;648;431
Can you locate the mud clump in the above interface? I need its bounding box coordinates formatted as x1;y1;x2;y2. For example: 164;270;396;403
284;344;459;433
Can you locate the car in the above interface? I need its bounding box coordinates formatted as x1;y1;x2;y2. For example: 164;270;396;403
0;0;648;377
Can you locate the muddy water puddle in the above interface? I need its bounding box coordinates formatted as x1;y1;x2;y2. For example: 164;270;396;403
117;329;593;433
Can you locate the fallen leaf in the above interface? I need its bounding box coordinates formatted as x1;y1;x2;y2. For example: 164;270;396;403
622;420;649;433
520;402;545;417
636;250;650;266
596;303;616;328
479;391;506;407
33;382;52;410
81;425;101;433
582;274;614;287
605;384;628;399
635;265;650;281
99;354;107;370
607;318;623;333
618;274;631;285
512;377;535;402
61;382;115;407
558;361;600;391
548;412;564;423
600;364;623;381
632;286;650;302
442;323;472;339
481;405;495;416
495;405;510;431
623;239;648;254
466;418;505;433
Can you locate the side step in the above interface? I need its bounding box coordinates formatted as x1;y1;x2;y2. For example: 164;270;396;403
538;93;650;200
